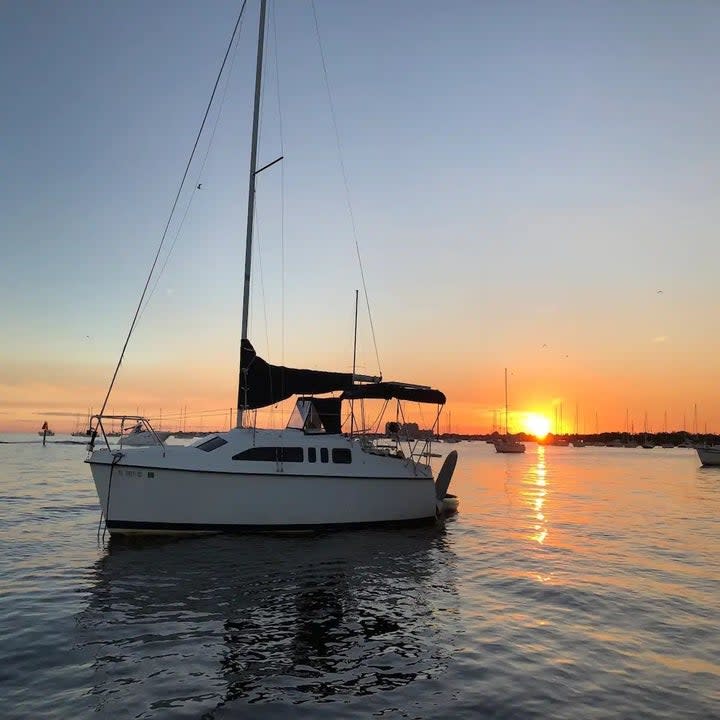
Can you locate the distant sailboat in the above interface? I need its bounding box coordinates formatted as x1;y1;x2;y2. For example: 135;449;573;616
660;410;674;447
641;412;655;449
494;369;525;454
443;411;460;443
71;409;93;437
550;404;569;445
571;403;585;446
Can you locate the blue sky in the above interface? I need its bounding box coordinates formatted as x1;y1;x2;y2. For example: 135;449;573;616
1;1;719;431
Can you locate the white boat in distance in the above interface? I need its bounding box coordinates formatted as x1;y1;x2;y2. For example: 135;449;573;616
120;423;173;447
494;368;525;454
86;0;457;535
696;446;720;467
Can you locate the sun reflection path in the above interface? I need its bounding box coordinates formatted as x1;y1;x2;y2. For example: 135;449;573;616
525;445;548;545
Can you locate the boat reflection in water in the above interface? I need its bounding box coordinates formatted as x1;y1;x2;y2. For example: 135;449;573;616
77;527;459;716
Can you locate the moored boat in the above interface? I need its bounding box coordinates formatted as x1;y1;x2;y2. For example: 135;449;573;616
494;436;526;454
494;368;525;454
696;446;720;467
85;1;458;535
89;388;455;534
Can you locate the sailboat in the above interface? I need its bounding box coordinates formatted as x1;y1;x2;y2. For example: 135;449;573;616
443;412;460;443
71;409;94;437
85;1;458;535
494;368;525;454
641;412;655;449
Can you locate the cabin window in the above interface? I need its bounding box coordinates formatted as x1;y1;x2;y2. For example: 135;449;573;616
308;447;316;463
332;448;352;464
232;447;303;462
197;436;228;452
320;448;328;463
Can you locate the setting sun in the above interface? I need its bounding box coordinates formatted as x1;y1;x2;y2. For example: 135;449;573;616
523;413;551;439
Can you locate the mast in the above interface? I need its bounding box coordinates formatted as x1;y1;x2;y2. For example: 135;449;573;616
350;289;359;436
237;0;268;427
575;403;578;435
504;368;508;436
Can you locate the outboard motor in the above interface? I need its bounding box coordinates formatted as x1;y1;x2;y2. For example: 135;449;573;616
435;450;458;515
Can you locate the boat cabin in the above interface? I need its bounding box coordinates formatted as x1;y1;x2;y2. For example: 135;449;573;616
286;397;343;434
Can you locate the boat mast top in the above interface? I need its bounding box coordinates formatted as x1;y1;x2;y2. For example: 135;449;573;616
238;0;268;427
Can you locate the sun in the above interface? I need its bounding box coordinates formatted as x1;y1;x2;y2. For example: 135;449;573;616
523;413;551;439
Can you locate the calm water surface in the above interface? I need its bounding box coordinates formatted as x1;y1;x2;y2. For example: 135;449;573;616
1;435;718;718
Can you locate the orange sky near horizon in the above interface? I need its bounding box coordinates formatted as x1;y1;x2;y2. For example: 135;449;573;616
1;345;717;435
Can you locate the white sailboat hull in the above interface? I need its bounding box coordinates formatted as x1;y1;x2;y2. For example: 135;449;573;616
696;446;720;467
90;467;436;533
87;430;439;533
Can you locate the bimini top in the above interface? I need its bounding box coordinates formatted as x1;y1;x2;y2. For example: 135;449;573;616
341;382;446;405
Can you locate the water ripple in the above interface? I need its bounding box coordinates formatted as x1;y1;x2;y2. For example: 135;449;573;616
1;439;719;718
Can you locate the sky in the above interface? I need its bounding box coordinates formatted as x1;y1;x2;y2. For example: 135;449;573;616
1;0;719;434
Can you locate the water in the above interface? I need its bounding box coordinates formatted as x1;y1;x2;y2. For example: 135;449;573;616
1;435;718;719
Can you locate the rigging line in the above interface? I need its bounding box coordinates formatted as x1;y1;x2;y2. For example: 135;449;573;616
153;407;239;420
252;202;272;360
271;0;286;367
310;0;382;377
97;0;250;418
139;10;245;320
367;401;387;434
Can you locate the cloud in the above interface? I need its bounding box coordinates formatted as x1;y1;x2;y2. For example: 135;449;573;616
32;411;84;417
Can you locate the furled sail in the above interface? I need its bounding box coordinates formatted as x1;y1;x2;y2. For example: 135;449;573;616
239;339;355;409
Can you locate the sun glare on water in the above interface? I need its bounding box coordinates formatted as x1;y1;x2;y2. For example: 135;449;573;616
523;413;551;439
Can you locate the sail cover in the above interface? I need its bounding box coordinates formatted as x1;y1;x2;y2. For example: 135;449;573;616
239;340;355;409
341;382;446;405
